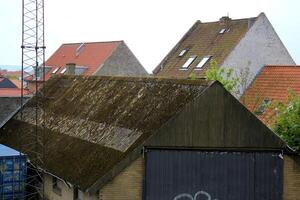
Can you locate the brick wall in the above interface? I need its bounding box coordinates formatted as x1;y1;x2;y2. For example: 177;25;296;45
284;155;300;200
100;157;144;200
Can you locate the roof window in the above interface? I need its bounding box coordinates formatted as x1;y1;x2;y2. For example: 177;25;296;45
60;68;67;74
76;43;85;56
178;49;188;57
195;56;211;70
180;56;197;70
219;28;226;34
52;67;60;74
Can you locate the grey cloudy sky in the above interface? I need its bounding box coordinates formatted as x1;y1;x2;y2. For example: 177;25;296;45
0;0;299;73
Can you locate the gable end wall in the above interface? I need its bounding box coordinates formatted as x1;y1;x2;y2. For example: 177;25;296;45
146;83;284;149
94;42;148;76
222;13;295;94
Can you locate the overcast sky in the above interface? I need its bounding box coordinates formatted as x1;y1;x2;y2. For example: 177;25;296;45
0;0;299;73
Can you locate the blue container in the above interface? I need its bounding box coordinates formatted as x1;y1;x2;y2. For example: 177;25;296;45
0;144;26;200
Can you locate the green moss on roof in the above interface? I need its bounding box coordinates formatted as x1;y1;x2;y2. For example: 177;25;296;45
0;119;122;190
0;75;211;190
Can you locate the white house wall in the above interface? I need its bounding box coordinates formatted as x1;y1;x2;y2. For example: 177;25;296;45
222;13;295;95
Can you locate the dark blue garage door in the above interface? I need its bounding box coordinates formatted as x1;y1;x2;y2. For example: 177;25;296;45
145;150;283;200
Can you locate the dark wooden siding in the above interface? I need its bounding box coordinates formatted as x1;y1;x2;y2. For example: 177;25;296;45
145;149;283;200
146;82;285;149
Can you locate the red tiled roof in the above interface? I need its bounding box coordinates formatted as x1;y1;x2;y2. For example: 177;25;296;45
42;41;121;80
0;70;22;78
0;88;30;97
9;79;21;88
242;65;300;126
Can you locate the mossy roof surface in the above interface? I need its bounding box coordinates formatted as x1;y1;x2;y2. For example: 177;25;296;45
0;75;211;190
154;17;257;78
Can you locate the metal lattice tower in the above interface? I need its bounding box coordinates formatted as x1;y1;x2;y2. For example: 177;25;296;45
21;0;45;199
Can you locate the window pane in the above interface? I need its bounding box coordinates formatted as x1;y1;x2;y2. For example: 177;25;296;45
181;56;196;69
195;56;211;69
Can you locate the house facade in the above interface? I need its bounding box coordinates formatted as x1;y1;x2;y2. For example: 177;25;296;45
0;76;300;199
153;13;295;96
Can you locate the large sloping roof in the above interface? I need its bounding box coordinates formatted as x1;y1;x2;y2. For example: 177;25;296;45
153;15;259;78
242;65;300;126
0;76;210;191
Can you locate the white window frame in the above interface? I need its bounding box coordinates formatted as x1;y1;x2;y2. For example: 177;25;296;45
180;55;197;70
60;68;67;74
52;67;60;74
178;49;188;57
194;56;211;70
219;28;226;34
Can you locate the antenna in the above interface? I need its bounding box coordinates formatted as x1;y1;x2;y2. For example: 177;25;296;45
21;0;45;199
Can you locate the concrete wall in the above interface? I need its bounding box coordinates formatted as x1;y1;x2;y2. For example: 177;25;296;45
100;157;144;200
284;155;300;200
94;42;148;77
222;13;295;95
0;97;28;127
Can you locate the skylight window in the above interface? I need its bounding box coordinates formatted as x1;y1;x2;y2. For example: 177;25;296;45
52;67;60;74
219;28;226;34
60;68;67;74
180;56;197;70
178;49;188;57
195;56;211;70
76;43;85;56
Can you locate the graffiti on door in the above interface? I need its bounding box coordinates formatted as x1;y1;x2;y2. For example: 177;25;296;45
173;190;218;200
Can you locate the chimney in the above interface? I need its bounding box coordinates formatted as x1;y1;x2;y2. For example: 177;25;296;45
65;63;76;75
219;16;231;25
248;18;256;29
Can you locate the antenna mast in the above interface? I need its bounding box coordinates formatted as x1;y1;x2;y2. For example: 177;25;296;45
21;0;45;199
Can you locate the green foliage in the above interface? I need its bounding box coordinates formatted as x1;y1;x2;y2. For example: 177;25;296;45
205;60;240;94
188;73;197;80
272;89;300;151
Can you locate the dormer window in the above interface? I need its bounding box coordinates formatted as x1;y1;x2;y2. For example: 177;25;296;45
180;56;197;70
75;66;87;75
178;49;188;57
194;56;211;70
219;28;226;34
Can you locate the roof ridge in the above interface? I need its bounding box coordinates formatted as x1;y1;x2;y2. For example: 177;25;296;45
199;16;257;24
265;65;300;68
62;41;123;45
57;75;213;86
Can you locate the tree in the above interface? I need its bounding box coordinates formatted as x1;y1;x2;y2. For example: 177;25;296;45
272;89;300;151
205;60;240;97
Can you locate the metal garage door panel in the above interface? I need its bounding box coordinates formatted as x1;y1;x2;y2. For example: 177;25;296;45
145;150;283;200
